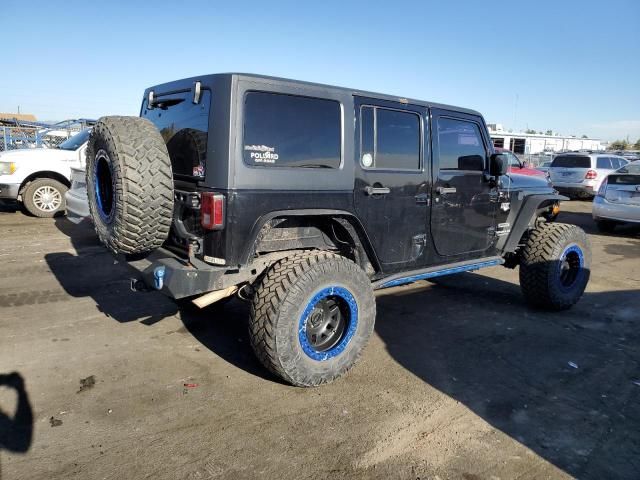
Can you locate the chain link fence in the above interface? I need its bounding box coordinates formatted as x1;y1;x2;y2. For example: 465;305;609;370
0;120;94;152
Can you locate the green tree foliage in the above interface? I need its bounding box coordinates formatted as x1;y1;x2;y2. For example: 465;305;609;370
545;130;553;136
609;139;629;150
581;135;588;139
634;138;640;150
525;129;537;134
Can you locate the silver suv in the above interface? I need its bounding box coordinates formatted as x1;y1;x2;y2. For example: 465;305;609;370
549;152;628;198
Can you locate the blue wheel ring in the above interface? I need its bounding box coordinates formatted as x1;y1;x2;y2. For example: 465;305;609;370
557;243;584;291
94;150;115;223
298;286;358;361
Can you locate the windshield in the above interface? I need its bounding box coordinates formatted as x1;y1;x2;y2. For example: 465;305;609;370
616;161;640;175
57;129;91;151
505;152;521;168
551;155;591;168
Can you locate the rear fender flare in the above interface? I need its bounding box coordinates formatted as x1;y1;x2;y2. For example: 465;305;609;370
242;209;381;272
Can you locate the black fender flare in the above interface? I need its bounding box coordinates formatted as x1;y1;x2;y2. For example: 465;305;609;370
241;209;381;272
498;193;568;253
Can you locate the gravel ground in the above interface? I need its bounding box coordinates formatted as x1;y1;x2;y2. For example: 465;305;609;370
0;199;638;480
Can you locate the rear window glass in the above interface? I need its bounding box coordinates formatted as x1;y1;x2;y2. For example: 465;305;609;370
142;90;210;178
551;155;591;168
596;157;612;169
243;92;341;169
609;174;640;185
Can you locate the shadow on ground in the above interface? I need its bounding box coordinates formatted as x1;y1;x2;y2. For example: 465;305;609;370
0;372;34;480
46;216;640;478
375;272;640;479
46;218;275;382
0;200;20;214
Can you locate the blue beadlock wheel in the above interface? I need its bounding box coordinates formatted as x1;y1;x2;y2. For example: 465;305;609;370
249;251;377;387
298;286;358;361
93;149;115;223
557;244;585;291
520;222;591;310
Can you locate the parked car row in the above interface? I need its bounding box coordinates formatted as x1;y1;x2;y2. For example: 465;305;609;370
592;160;640;232
2;135;638;235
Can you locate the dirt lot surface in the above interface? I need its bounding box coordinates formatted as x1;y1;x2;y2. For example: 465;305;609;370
1;200;639;480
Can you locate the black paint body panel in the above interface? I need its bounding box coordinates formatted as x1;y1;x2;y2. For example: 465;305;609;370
138;73;559;282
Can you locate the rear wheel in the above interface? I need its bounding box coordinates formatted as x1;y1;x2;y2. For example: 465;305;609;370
519;223;591;310
22;178;67;218
249;251;376;387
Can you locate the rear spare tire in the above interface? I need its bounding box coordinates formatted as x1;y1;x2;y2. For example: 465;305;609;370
86;116;173;255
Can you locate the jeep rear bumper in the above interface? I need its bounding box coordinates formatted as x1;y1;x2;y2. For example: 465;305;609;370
127;248;227;299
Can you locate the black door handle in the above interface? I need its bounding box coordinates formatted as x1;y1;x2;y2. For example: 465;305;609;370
364;186;391;196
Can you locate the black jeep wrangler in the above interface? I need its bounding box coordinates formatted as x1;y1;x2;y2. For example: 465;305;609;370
85;73;590;387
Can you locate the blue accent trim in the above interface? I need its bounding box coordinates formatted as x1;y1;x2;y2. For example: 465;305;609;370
298;286;358;361
94;164;105;217
379;259;503;289
154;266;166;290
557;244;584;291
94;156;114;223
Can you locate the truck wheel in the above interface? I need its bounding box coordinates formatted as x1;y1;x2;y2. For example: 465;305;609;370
86;116;173;255
249;251;376;387
22;178;67;218
519;223;591;310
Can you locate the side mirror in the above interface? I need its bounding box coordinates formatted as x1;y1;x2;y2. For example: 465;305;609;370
490;153;508;176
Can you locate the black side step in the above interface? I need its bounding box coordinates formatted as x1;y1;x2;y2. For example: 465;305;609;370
372;256;504;290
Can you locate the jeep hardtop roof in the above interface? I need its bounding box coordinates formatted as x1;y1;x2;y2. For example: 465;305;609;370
141;72;484;118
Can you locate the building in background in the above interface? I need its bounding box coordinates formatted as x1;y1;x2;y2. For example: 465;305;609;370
487;124;604;154
0;112;37;123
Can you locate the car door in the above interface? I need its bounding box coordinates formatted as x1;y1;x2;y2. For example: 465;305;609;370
353;97;430;272
430;109;497;256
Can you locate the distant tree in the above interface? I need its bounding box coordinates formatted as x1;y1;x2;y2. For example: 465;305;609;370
525;129;537;134
545;130;553;136
581;135;588;139
634;138;640;150
609;139;629;150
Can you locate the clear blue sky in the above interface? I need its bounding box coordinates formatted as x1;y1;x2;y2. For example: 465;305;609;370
2;0;638;141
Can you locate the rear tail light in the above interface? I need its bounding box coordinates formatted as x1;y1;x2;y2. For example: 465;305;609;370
201;192;225;230
585;169;598;180
596;178;608;197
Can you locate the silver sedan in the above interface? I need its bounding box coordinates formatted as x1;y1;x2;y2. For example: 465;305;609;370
592;160;640;232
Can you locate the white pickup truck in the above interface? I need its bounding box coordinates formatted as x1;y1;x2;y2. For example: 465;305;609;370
0;129;90;217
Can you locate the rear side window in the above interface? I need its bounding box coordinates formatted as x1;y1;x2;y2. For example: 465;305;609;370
360;106;421;170
596;157;612;169
437;118;486;171
142;90;211;178
610;157;623;169
551;155;591;168
243;92;341;168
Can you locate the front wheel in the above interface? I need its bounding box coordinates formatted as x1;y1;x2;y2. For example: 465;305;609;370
249;251;376;387
519;223;591;310
22;178;68;218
